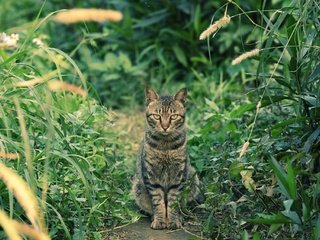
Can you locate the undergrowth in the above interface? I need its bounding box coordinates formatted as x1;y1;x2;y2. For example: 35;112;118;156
0;0;319;240
0;12;136;239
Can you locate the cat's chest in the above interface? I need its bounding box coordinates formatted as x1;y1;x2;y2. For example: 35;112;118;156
144;146;187;185
146;145;186;165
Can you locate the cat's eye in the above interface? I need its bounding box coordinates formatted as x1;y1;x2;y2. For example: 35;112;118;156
153;114;161;120
170;114;179;120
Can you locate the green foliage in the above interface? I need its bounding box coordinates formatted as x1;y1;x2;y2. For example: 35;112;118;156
0;0;319;239
191;0;320;238
0;28;136;239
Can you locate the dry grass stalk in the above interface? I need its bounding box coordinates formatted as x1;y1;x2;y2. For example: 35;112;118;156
0;162;41;230
0;43;17;48
0;152;19;159
239;141;250;158
13;98;34;185
231;48;260;65
13;221;50;240
0;210;21;240
256;100;262;113
13;71;57;87
48;81;88;97
199;15;230;40
14;78;44;87
53;8;123;24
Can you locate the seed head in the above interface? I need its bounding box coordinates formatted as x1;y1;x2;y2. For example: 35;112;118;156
199;15;230;40
232;49;260;65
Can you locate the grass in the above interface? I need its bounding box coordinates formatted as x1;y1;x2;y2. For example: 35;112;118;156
0;18;135;238
0;0;319;239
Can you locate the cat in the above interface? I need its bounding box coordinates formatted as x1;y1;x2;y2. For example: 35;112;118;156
131;86;201;230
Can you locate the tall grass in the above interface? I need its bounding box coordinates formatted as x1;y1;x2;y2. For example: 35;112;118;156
0;7;134;239
201;0;319;238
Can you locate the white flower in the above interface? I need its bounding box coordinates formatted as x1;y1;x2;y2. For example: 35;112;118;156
32;38;44;47
0;32;19;48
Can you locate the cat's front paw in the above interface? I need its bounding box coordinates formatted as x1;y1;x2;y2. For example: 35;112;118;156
167;218;182;229
150;218;167;229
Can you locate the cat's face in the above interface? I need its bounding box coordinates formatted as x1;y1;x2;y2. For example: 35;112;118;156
145;87;186;135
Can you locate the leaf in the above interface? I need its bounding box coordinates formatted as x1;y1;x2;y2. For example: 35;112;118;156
242;230;249;240
283;199;294;211
248;213;291;224
204;211;214;232
299;31;317;61
253;232;260;240
308;64;320;83
119;52;132;71
268;154;291;199
273;76;294;92
133;9;169;28
193;4;201;33
281;210;301;225
302;202;310;223
271;117;309;130
303;127;320;152
286;163;297;200
299;95;320;107
172;44;187;67
240;169;256;193
313;214;320;239
229;161;245;179
266;186;274;197
0;50;27;68
269;224;282;234
205;98;219;112
230;103;255;118
230;96;289;118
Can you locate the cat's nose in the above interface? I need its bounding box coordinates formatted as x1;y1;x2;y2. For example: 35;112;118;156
162;124;169;131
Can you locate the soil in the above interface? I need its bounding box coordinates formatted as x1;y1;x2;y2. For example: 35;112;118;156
104;218;202;240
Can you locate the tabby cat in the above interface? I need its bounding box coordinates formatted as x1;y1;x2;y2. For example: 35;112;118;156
132;87;200;230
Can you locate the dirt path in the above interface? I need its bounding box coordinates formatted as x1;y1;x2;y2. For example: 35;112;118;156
104;218;200;240
106;111;204;239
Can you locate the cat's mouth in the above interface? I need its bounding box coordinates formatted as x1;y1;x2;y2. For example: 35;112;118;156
160;131;170;136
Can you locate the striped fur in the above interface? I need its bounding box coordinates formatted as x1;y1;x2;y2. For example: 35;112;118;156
132;87;200;230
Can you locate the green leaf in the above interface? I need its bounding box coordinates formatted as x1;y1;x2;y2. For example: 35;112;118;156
253;232;260;240
248;213;291;224
283;199;294;211
268;154;291;199
230;103;255;118
313;214;320;240
172;45;187;67
229;161;245;179
303;127;320;152
271;117;309;130
273;77;294;92
302;202;310;223
193;4;201;33
299;95;320;107
133;9;169;28
205;98;219;112
308;64;320;83
281;210;301;225
242;230;249;240
0;50;27;68
230;96;290;118
269;224;282;234
286;163;297;200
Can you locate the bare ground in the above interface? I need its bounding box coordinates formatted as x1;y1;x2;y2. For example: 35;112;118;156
103;218;202;240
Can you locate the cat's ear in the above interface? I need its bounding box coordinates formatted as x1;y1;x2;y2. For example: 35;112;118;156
174;88;187;105
145;86;159;105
